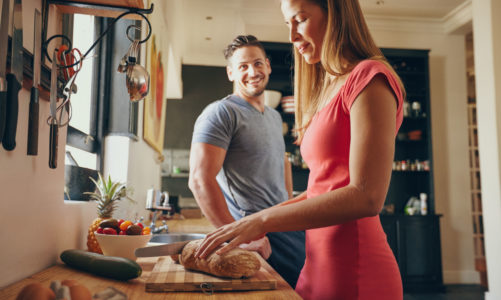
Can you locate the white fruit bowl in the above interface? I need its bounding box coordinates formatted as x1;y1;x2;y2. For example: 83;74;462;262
264;90;282;108
95;232;152;261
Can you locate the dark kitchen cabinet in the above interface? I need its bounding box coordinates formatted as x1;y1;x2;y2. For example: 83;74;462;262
381;215;444;292
262;42;443;292
401;216;443;290
382;49;444;292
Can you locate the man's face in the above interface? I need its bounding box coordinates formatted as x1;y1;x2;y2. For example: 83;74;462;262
227;46;271;99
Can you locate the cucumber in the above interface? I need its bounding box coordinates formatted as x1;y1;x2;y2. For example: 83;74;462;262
60;249;142;281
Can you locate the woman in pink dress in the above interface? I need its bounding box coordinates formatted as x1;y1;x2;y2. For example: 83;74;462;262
195;0;405;299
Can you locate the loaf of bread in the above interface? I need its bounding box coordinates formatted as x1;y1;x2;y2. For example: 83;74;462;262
178;239;261;278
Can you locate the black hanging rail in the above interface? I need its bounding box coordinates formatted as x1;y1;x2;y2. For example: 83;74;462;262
47;1;154;14
41;1;154;67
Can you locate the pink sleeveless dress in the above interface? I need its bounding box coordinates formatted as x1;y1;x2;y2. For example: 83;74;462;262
295;60;404;300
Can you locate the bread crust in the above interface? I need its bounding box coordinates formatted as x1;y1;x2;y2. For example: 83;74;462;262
178;240;261;278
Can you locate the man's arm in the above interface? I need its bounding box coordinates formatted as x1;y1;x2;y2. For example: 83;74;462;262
189;142;272;259
188;142;235;228
284;155;293;199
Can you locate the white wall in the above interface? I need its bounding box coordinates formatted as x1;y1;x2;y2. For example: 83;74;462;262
0;0;168;288
472;0;501;298
0;0;99;287
110;0;182;221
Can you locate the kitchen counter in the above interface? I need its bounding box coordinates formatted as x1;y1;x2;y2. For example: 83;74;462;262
0;218;302;299
162;215;216;234
0;256;301;299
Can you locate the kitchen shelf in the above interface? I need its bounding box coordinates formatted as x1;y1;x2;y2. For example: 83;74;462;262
404;116;427;120
291;166;309;172
380;214;442;218
396;139;426;143
281;113;295;123
50;0;148;19
383;48;444;292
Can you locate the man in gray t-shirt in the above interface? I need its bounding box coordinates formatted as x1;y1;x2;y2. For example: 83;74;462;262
189;35;305;288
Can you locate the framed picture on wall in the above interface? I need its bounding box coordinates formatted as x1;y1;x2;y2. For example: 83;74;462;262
143;0;167;154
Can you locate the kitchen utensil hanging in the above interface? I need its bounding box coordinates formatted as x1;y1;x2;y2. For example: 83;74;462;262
47;47;82;169
46;46;82;129
42;7;152;103
117;25;150;102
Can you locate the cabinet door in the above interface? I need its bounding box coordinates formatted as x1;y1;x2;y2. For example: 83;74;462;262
400;216;444;292
381;216;399;263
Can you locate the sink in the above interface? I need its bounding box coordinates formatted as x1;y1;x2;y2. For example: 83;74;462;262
149;233;206;244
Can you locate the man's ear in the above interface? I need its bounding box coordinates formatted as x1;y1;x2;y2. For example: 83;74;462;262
227;65;234;81
266;58;272;75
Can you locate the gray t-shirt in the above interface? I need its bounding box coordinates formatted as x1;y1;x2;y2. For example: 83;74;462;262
192;94;288;220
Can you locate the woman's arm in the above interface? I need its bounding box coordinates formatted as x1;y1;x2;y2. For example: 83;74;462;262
284;155;293;199
196;75;397;257
279;190;307;205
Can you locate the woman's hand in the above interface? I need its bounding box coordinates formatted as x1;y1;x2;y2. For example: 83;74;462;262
195;213;266;259
239;236;272;259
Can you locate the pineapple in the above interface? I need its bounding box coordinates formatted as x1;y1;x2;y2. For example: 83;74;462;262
86;173;127;253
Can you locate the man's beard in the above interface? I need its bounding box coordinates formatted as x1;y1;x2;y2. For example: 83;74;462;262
242;78;268;98
248;88;265;97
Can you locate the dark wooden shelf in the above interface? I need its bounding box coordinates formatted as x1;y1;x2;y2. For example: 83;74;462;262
396;139;426;144
281;113;295;123
52;0;147;19
392;170;430;173
403;116;427;120
380;214;443;218
383;48;442;292
292;166;309;172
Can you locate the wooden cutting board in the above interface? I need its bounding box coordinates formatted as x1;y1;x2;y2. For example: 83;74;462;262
145;256;277;292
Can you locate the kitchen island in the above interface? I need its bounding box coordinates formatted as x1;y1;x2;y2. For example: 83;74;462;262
0;217;302;299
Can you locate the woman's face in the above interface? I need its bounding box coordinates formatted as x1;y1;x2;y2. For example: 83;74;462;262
281;0;328;64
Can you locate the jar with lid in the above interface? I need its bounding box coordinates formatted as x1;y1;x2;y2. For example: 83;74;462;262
401;160;407;171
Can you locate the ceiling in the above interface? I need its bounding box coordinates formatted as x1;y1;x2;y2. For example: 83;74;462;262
173;0;469;65
359;0;467;18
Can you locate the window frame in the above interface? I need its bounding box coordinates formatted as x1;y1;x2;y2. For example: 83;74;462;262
63;15;141;201
64;15;109;172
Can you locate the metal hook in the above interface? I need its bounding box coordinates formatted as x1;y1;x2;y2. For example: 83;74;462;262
126;25;142;42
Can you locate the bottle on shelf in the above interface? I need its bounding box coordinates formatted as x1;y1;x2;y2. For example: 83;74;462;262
411;101;422;117
403;101;410;117
392;159;430;172
404;196;419;215
420;193;428;215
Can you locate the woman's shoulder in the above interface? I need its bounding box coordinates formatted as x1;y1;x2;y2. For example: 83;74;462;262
351;59;392;76
345;59;399;90
341;59;403;111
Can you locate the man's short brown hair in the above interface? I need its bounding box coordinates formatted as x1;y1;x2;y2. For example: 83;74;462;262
223;35;267;61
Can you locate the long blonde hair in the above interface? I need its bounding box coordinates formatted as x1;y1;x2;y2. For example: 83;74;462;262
293;0;405;143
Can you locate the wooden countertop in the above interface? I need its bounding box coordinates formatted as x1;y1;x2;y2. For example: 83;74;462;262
0;218;302;300
162;216;216;234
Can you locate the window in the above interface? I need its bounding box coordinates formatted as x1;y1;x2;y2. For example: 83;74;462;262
63;14;103;201
65;14;97;170
62;14;140;200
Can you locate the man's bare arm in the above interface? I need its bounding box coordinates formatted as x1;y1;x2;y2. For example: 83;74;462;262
188;143;235;227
